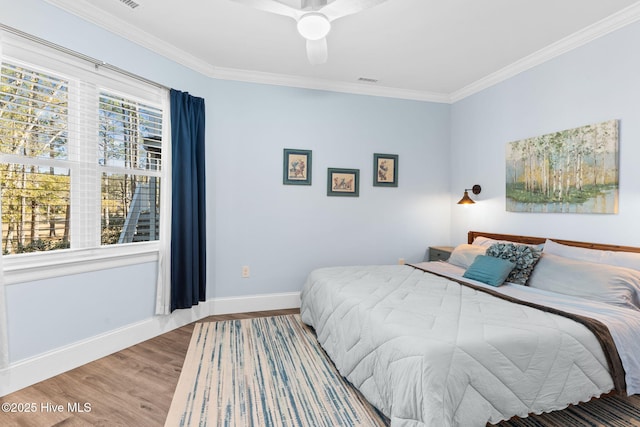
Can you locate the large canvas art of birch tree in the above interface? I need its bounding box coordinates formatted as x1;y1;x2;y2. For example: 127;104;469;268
506;119;619;214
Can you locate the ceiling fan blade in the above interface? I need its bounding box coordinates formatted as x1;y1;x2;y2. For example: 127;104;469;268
306;38;328;65
229;0;302;19
319;0;389;21
273;0;336;12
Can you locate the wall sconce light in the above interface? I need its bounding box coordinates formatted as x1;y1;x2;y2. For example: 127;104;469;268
457;185;481;205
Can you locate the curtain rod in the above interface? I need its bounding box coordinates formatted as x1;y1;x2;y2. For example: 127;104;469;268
0;23;170;91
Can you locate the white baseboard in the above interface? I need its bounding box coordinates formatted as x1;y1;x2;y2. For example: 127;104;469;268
210;292;301;315
0;292;300;397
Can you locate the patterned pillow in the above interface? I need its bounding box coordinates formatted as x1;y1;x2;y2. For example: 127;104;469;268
486;243;542;285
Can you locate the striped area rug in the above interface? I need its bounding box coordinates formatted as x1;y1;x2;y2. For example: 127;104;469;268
496;394;640;426
166;314;640;427
165;314;387;426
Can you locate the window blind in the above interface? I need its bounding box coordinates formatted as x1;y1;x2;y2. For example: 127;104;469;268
0;32;167;255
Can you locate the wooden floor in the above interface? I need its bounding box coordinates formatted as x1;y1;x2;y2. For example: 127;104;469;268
0;309;299;427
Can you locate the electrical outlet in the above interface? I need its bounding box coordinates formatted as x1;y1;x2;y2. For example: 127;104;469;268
398;258;405;265
241;265;250;278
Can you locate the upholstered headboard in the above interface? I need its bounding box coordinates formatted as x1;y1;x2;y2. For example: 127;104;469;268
467;231;640;254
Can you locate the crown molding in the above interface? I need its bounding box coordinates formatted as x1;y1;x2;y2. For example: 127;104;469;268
450;1;640;102
42;0;215;77
44;0;640;104
209;66;452;102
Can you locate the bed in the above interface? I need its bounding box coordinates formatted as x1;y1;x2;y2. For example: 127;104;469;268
299;231;640;427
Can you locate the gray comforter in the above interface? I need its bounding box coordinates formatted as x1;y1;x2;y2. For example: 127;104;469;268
300;265;615;427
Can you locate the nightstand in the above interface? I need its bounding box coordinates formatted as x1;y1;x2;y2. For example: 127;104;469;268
428;246;454;262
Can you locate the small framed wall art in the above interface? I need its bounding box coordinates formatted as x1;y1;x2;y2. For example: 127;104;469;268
373;153;398;187
283;148;312;185
327;168;359;197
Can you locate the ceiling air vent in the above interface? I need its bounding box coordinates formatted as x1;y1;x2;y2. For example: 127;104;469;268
118;0;140;9
358;77;378;83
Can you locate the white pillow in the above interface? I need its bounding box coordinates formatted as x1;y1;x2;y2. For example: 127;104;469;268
528;253;640;310
473;236;543;250
543;239;640;271
447;244;487;269
471;236;501;248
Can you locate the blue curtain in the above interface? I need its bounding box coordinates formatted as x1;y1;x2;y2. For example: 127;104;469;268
170;89;206;311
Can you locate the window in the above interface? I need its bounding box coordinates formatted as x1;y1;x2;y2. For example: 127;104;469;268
0;31;168;282
0;63;71;254
99;93;163;246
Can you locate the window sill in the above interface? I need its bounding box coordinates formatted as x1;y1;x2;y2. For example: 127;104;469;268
3;243;159;285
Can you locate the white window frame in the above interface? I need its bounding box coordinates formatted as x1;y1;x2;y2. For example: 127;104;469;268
0;32;169;285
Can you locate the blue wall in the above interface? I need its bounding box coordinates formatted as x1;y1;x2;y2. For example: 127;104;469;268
6;263;157;361
2;0;451;363
450;21;640;246
209;81;451;297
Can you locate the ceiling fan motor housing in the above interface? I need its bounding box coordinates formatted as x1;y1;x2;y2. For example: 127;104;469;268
297;13;331;40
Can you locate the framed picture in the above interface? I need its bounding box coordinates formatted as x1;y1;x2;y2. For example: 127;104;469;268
283;148;312;185
506;119;618;214
373;153;398;187
327;168;359;197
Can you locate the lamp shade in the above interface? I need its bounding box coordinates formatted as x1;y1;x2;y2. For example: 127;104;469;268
457;185;481;205
457;190;475;205
297;13;331;41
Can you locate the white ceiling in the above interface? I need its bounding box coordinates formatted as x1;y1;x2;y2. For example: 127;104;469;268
44;0;640;102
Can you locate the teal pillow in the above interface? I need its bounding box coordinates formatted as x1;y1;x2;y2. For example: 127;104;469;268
463;255;516;287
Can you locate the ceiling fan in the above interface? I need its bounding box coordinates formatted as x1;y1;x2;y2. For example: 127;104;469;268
229;0;389;65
